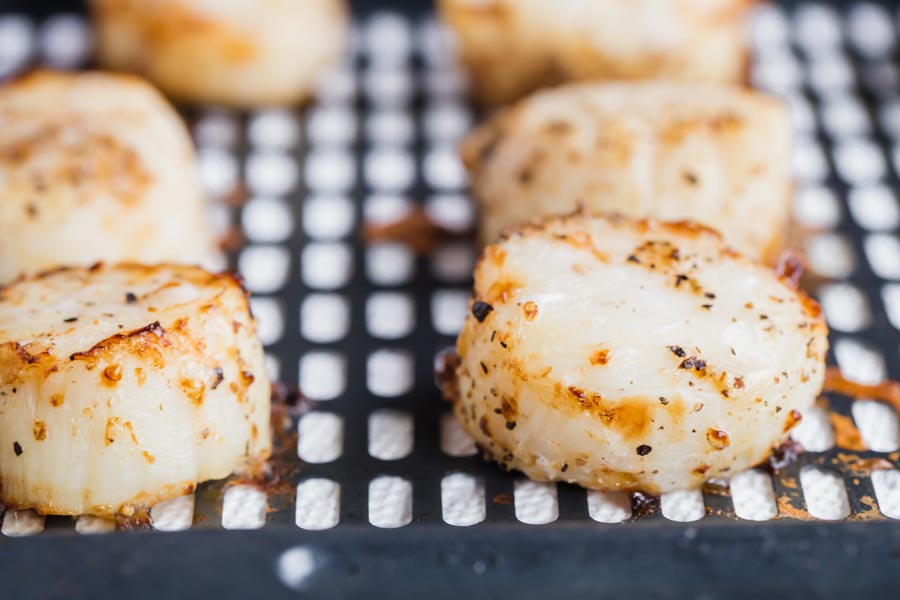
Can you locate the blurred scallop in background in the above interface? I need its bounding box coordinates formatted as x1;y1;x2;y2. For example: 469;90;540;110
89;0;349;108
440;0;755;106
0;70;219;283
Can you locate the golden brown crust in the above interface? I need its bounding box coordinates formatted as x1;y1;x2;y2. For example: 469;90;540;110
1;479;198;518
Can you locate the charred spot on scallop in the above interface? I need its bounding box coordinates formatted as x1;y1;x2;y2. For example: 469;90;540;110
471;301;494;322
0;263;271;517
446;212;828;494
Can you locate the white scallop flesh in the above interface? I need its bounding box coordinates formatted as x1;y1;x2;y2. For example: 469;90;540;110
0;263;270;517
445;213;828;494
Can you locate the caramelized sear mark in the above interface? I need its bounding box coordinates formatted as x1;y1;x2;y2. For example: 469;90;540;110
629;240;682;269
486;278;521;304
500;395;518;420
102;364;123;386
180;378;206;406
775;248;805;290
486;246;507;268
563;388;652;439
838;455;893;474
105;417;120;446
33;419;46;441
493;493;513;505
824;366;900;418
783;409;803;433
706;428;730;450
829;412;866;452
522;301;538;321
555;230;609;262
479;415;491;437
70;322;168;366
361;206;464;255
589;348;610;366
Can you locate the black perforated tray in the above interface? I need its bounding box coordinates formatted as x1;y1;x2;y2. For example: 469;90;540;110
3;1;900;598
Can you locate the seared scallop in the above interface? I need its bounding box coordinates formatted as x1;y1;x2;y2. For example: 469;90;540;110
442;212;827;494
440;0;753;106
0;71;218;284
90;0;348;107
464;81;791;264
0;263;270;517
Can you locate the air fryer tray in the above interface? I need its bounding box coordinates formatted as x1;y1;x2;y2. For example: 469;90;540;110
3;1;900;598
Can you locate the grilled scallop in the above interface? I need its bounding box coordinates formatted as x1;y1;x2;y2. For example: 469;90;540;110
442;212;827;494
0;264;270;517
90;0;348;107
439;0;753;106
464;81;791;264
0;71;218;284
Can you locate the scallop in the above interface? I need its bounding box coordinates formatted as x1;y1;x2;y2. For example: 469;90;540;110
464;81;792;264
441;212;828;494
90;0;348;107
0;71;218;284
439;0;753;106
0;263;270;517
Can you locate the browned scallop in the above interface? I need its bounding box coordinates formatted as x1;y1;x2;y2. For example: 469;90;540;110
90;0;348;107
464;81;791;264
441;212;828;494
439;0;754;106
0;263;270;517
0;71;218;284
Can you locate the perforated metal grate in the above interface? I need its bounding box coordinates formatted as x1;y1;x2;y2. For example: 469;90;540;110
3;1;900;591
